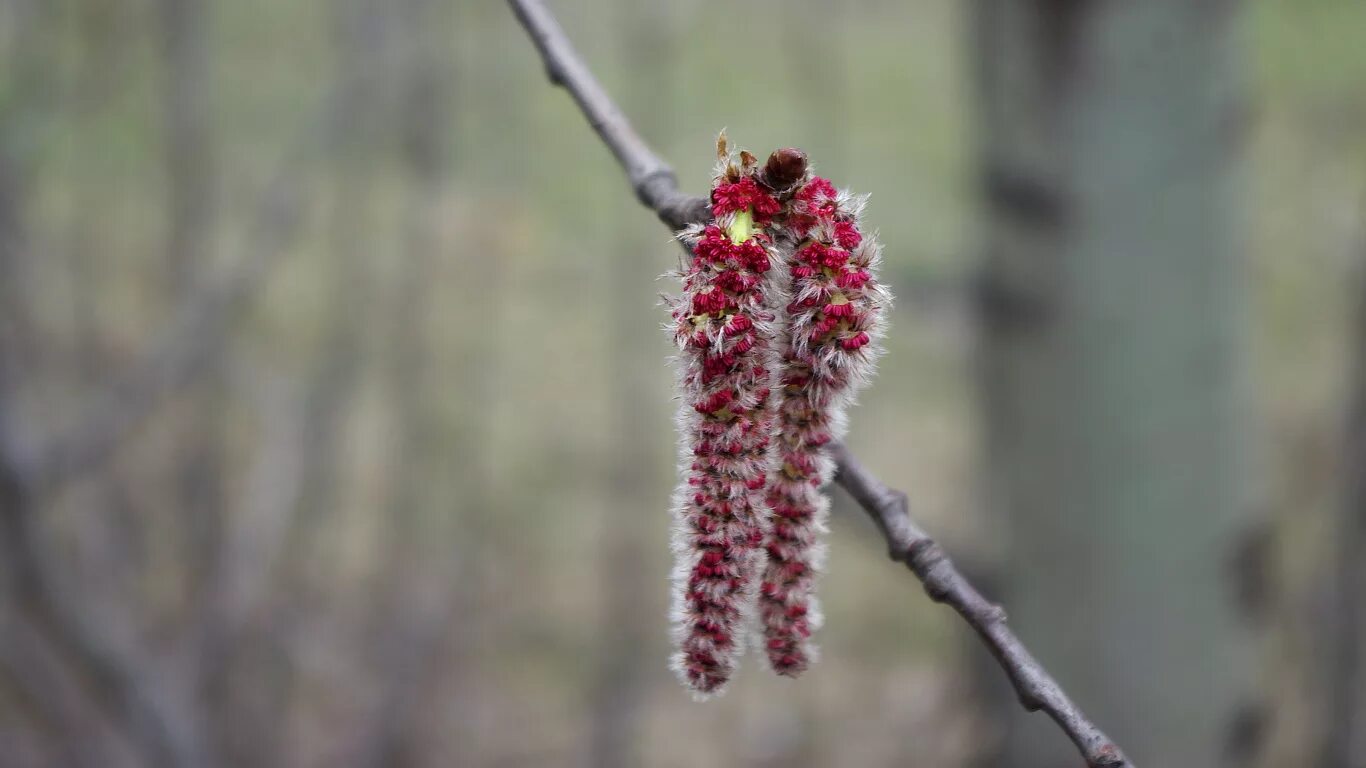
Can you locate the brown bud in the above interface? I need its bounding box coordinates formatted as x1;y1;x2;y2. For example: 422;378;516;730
762;147;808;192
739;150;758;174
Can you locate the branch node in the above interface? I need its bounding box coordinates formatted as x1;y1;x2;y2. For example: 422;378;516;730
905;539;952;601
905;537;941;569
886;541;908;563
1018;691;1045;712
1095;744;1126;768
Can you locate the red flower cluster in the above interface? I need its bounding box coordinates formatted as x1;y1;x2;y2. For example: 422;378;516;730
666;139;889;695
668;154;784;697
711;177;782;223
759;171;889;677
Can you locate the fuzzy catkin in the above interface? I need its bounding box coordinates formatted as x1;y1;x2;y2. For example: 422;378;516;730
759;162;891;676
666;141;784;697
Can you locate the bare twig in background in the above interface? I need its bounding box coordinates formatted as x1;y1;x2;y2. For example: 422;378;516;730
13;135;309;494
217;372;306;638
155;6;234;755
351;1;461;761
507;2;1132;766
0;43;388;768
587;2;677;765
507;0;706;232
0;461;205;768
157;0;215;291
196;4;395;760
0;12;199;763
0;604;106;768
2;52;381;497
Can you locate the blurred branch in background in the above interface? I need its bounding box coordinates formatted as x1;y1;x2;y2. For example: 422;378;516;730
157;0;216;293
349;0;462;762
0;457;203;768
506;1;1131;766
0;2;438;763
11;79;324;495
584;1;676;766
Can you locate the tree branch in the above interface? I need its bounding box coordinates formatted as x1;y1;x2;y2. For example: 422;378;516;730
829;443;1129;767
507;2;1132;766
507;0;707;231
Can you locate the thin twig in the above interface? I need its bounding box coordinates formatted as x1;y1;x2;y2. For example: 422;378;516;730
830;443;1129;767
506;2;1132;766
507;0;707;231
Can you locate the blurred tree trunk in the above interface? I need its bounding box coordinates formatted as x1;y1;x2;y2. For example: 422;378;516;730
153;4;231;765
585;4;675;767
1321;234;1366;767
0;0;53;402
2;6;206;768
156;0;227;684
289;0;381;554
157;0;214;291
349;0;458;764
221;2;385;763
971;2;1260;766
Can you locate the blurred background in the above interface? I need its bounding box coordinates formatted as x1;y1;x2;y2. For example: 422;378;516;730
0;0;1363;766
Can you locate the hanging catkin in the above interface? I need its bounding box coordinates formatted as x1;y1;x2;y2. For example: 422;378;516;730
759;151;891;676
666;137;784;696
665;139;890;693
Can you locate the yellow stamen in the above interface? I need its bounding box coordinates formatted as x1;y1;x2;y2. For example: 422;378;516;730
727;209;754;244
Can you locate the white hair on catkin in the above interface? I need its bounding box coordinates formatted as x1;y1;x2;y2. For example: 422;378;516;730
757;163;891;677
663;138;784;697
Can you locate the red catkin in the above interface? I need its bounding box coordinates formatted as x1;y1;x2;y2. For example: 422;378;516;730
665;141;891;692
666;137;784;697
758;157;891;677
